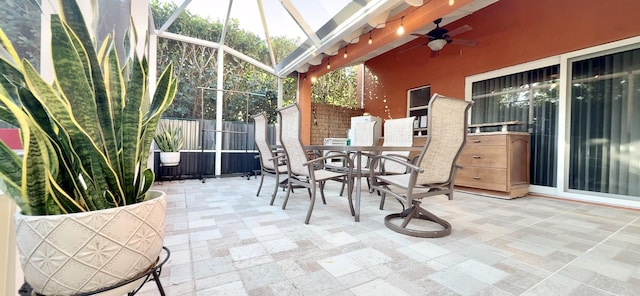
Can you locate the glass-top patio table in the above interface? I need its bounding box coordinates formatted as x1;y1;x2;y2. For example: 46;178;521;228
305;145;423;222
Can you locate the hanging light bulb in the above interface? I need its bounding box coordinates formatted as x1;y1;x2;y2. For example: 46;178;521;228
397;17;405;35
368;31;373;45
311;76;317;83
326;57;331;69
343;47;348;59
449;0;455;5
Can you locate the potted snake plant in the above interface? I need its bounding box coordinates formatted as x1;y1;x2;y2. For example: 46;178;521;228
154;122;184;166
0;0;177;294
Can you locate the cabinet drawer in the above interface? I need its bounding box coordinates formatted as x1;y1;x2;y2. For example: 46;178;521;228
458;146;507;168
466;135;506;146
455;167;508;192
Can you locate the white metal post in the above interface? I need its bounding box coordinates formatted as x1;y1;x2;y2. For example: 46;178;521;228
215;47;224;176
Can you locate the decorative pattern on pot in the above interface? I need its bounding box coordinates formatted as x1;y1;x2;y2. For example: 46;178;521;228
14;191;167;295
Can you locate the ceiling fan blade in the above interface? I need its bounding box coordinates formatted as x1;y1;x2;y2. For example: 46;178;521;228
410;33;429;39
446;24;473;37
451;39;478;47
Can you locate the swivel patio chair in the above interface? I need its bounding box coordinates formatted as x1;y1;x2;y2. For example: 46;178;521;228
252;112;289;205
370;94;471;238
277;103;354;224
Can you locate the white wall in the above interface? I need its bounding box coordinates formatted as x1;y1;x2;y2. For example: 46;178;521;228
0;195;19;296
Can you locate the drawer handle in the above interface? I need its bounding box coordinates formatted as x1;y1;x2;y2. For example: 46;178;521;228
473;176;481;179
473;139;481;143
472;155;481;159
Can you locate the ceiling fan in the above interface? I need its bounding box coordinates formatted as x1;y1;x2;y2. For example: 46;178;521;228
410;18;477;56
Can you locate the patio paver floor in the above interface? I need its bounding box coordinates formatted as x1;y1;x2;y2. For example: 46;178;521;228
136;177;640;295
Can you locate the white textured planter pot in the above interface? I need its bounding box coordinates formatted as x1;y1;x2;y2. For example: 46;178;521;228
160;151;180;166
14;191;167;295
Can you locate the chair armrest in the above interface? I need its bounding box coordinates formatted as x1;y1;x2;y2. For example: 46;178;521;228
303;154;354;171
369;154;423;173
267;154;286;162
303;153;350;167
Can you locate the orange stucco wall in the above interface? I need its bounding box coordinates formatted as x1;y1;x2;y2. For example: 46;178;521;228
363;0;640;119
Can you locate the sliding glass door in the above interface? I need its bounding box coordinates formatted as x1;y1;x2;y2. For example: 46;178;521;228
568;48;640;198
471;65;559;187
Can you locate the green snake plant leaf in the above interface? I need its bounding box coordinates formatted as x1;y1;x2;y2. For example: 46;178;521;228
0;85;37;215
139;168;155;201
59;0;120;175
0;140;24;209
0;27;21;66
0;30;26;119
50;15;101;150
120;53;145;203
141;64;177;164
103;39;124;157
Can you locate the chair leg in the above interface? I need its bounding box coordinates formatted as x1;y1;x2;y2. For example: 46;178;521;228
339;182;346;196
282;180;293;210
270;173;279;206
379;192;386;210
366;177;371;193
347;176;354;216
319;181;327;204
305;185;317;224
256;170;265;197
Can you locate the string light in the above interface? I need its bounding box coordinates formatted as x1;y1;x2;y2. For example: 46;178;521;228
449;0;455;5
396;17;405;35
311;4;430;73
311;76;317;83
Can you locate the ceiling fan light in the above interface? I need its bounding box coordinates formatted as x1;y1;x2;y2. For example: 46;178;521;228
428;39;447;51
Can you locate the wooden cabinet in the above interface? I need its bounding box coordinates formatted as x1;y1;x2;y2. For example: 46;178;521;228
455;132;530;199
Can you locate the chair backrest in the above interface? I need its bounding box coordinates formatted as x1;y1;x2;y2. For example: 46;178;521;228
252;112;275;169
416;94;472;185
278;104;309;176
274;121;282;146
382;117;415;147
381;117;415;173
352;121;377;146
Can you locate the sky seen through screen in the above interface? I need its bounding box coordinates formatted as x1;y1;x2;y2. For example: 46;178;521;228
158;0;350;42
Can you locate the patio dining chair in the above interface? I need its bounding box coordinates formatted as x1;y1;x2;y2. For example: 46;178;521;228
339;121;378;196
277;103;354;224
376;116;415;209
252;112;288;205
370;94;471;238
